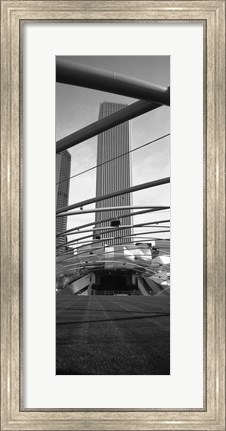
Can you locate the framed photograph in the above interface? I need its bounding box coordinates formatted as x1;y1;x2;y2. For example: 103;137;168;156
1;1;225;430
55;55;171;377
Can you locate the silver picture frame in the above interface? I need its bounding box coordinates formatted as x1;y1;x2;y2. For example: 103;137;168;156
0;1;225;429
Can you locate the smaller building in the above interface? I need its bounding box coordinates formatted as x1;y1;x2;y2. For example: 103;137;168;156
56;150;71;253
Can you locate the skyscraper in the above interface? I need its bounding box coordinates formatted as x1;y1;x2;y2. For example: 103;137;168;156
56;150;71;252
95;102;132;245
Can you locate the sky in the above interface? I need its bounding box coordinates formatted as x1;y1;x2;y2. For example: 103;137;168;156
56;56;170;246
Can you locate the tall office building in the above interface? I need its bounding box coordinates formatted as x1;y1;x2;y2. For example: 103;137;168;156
95;102;132;245
56;150;71;253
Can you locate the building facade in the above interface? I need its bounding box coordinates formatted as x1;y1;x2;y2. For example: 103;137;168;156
95;102;132;245
56;150;71;252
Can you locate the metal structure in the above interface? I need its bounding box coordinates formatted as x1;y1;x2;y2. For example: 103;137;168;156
64;225;170;236
58;220;170;237
56;99;160;153
56;230;170;250
56;58;170;105
56;205;167;217
57;207;170;237
56;60;170;296
56;177;170;214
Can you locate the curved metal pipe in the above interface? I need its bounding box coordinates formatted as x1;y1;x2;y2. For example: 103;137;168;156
56;99;160;153
56;205;167;217
56;58;170;106
57;177;170;214
57;207;170;237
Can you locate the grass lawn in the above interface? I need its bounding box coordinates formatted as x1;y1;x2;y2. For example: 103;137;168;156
56;295;170;375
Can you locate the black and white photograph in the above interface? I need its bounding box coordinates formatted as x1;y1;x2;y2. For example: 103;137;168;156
56;56;170;375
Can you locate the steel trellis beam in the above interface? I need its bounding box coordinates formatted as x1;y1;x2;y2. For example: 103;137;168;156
58;240;169;258
65;225;170;236
56;237;170;258
57;244;162;265
56;230;170;249
56;58;170;106
56;177;170;214
59;220;170;237
56;207;170;237
56;99;160;153
56;205;168;217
